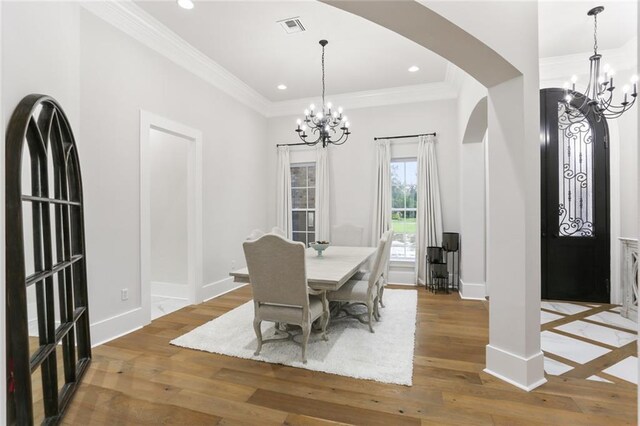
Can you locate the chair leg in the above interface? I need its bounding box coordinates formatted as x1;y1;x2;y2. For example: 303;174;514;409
301;323;310;363
253;318;263;356
367;302;375;333
320;292;329;341
373;296;381;321
379;285;385;308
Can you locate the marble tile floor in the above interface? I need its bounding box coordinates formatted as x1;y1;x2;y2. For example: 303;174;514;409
541;300;638;386
151;295;190;320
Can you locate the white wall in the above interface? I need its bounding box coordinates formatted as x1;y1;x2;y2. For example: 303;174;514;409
79;8;268;339
150;128;188;287
2;2;269;345
267;99;460;283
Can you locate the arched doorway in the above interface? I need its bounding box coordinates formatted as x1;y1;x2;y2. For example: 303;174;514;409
322;0;545;390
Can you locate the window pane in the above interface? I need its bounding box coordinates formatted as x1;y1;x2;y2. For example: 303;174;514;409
406;185;417;209
391;232;407;259
391;211;405;234
308;187;316;209
405;210;416;234
291;166;307;188
392;185;405;209
391;162;404;185
307;211;315;231
405;161;417;186
292;188;307;209
292;232;306;245
308;165;316;187
292;211;307;232
309;233;316;244
557;103;594;237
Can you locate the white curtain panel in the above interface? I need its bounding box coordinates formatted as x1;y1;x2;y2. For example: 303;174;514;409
372;140;392;245
415;135;443;285
315;146;331;242
276;146;292;238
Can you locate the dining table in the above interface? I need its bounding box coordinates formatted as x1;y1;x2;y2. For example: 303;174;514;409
229;245;377;291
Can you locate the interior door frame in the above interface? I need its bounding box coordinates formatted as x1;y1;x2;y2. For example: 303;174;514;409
140;110;203;323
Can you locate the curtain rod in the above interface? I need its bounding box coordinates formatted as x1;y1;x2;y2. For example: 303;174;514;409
373;132;436;141
276;142;314;147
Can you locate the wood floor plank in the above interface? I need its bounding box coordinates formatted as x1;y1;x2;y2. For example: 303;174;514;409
60;286;636;425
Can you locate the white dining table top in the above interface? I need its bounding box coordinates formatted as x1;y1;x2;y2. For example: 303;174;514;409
229;245;377;291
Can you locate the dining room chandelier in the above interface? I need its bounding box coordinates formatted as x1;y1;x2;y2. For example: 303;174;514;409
562;6;637;123
295;40;351;148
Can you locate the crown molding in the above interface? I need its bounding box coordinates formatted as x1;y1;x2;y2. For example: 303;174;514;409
539;37;637;82
80;0;461;119
266;81;458;117
80;0;271;115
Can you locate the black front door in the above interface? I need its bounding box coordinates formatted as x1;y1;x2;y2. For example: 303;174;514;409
540;88;610;302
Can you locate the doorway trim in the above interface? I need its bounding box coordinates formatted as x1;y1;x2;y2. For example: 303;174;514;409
140;110;203;323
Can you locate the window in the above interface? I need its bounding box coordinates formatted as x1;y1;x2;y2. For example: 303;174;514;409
291;163;316;246
391;159;417;260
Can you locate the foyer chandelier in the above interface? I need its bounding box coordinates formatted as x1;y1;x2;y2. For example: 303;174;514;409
295;40;351;148
562;6;637;122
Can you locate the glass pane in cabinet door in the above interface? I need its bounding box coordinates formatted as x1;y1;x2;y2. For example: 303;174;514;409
557;103;594;237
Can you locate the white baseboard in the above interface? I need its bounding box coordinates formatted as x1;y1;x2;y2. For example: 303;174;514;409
151;280;189;299
388;266;416;285
90;307;144;347
202;277;247;301
459;280;487;300
485;344;546;391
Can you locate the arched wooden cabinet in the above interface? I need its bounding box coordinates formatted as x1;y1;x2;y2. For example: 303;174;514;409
6;94;91;425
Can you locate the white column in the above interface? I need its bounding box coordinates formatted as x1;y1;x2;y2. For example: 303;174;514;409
460;139;486;299
484;77;545;391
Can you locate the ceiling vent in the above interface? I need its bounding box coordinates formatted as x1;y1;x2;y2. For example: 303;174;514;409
277;17;306;34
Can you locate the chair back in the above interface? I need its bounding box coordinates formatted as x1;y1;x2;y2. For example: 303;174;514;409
246;229;265;240
271;226;287;238
381;229;394;274
331;224;364;246
243;234;309;308
367;232;390;291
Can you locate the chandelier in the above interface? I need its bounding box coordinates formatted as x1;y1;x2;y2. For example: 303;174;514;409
562;6;637;122
295;40;351;148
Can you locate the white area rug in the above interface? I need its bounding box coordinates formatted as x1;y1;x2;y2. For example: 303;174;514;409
171;289;418;385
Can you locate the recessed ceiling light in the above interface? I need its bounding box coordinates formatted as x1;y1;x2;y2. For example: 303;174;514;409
177;0;194;10
277;84;287;90
408;65;420;73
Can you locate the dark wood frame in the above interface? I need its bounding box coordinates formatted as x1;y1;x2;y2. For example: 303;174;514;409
6;94;91;425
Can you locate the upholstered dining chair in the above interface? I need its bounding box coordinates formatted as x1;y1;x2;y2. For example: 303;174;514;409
356;229;393;317
242;234;328;363
376;229;394;312
331;224;364;246
326;232;389;333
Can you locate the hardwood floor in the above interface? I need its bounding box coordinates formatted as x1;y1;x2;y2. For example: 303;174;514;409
62;285;637;425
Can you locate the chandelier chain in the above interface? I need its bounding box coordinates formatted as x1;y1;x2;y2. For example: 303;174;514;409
593;13;598;54
321;44;326;107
